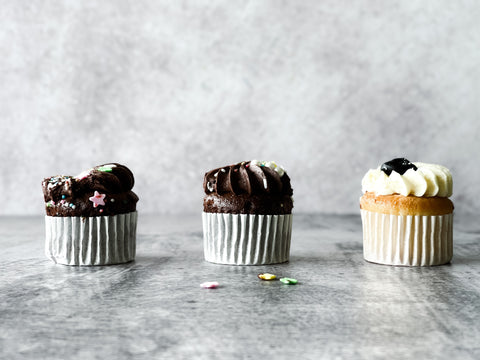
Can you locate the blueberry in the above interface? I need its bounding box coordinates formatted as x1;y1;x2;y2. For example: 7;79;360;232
381;158;417;176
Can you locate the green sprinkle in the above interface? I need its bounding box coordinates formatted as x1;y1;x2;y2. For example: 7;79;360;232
97;165;114;172
280;277;298;285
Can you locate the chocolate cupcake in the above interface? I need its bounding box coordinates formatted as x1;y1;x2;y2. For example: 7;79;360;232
202;160;293;265
360;158;453;266
42;163;138;265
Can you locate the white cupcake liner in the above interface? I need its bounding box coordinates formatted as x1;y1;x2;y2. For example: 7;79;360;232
45;211;137;266
202;212;292;265
361;209;453;266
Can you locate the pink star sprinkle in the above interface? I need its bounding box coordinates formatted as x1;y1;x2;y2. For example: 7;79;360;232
89;191;106;208
200;281;219;289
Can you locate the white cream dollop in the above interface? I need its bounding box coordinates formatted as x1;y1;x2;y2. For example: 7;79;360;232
361;162;452;197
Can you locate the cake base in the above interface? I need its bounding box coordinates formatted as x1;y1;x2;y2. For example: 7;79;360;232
360;192;454;216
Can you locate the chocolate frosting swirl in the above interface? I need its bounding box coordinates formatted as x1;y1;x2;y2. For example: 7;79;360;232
203;161;293;215
42;163;138;217
203;161;293;196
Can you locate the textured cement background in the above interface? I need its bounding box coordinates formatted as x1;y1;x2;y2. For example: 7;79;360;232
1;1;480;215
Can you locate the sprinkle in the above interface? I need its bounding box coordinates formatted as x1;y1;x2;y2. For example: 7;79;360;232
89;191;106;208
258;273;276;281
99;209;103;213
200;281;219;289
263;178;268;189
248;160;286;177
280;278;298;285
274;167;285;177
61;195;66;199
71;205;76;209
75;169;92;180
110;198;115;202
221;168;226;173
97;165;115;172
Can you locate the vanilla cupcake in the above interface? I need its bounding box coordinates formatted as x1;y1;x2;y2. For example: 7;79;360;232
202;160;293;265
42;163;138;266
360;158;453;266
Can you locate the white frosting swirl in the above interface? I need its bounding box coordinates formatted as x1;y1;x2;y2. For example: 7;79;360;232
362;162;452;197
250;160;286;177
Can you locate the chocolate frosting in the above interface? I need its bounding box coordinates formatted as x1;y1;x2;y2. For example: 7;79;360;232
203;161;292;196
42;163;138;217
203;161;293;215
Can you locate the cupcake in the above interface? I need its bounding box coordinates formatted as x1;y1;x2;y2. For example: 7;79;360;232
42;163;139;265
360;158;453;266
202;160;293;265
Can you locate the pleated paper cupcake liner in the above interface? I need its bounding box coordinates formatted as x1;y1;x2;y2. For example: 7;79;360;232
361;209;453;266
202;212;292;265
45;211;137;266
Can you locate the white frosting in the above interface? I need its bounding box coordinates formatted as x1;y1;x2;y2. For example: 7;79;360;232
250;160;286;177
362;162;452;197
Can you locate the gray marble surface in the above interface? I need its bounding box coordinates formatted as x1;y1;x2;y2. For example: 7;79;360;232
1;214;480;360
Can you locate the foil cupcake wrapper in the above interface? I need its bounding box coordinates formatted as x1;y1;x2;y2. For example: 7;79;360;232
361;209;453;266
45;211;138;266
202;212;292;265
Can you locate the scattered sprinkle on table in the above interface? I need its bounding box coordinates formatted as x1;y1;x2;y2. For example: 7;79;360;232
200;281;219;289
279;277;298;285
258;273;277;281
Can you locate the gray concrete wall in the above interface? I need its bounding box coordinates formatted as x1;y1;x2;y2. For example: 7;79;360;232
1;1;479;215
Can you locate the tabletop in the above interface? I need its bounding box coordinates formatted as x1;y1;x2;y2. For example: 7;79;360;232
1;214;479;360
